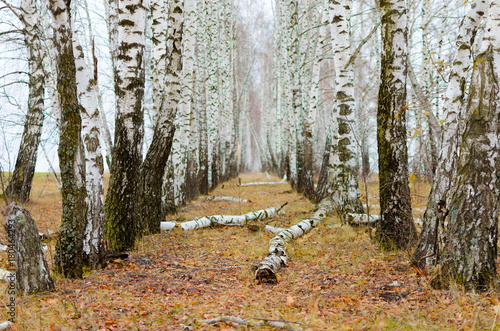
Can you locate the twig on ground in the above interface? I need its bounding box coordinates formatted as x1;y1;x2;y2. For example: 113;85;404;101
199;315;303;330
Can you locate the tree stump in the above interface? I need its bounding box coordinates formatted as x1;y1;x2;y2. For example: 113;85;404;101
2;203;54;294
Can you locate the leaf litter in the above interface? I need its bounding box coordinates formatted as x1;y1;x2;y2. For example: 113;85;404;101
0;172;499;330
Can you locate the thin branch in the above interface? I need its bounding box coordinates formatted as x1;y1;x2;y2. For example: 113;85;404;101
346;21;381;68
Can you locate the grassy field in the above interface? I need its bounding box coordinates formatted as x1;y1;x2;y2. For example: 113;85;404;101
0;173;499;330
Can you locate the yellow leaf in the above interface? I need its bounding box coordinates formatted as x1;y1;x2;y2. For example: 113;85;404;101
473;108;479;114
359;196;365;201
424;111;429;116
412;131;419;138
409;172;416;182
395;113;399;120
286;296;295;307
439;120;445;125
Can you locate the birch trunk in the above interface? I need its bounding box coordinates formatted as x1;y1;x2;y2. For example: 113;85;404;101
287;0;299;189
3;203;54;293
73;34;105;269
205;0;221;190
104;0;146;252
412;0;489;269
138;0;184;235
326;0;363;215
6;0;46;203
433;1;500;290
376;0;416;249
170;0;197;208
196;0;209;195
49;0;88;278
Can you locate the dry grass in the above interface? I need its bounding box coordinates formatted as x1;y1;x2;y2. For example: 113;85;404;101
1;172;499;330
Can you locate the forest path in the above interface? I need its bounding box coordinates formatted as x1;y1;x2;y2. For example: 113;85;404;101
4;173;497;330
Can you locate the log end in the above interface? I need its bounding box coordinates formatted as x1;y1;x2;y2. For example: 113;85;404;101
255;267;278;285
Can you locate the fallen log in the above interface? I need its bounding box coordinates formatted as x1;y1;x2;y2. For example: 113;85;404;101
0;321;12;330
253;200;330;284
239;176;287;187
265;225;286;234
205;196;250;203
346;213;380;225
199;315;303;330
2;203;54;293
160;222;176;231
180;205;286;231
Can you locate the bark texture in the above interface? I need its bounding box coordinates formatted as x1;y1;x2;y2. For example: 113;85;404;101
326;0;363;215
73;35;105;269
375;0;417;249
6;0;46;203
434;44;499;290
49;0;88;278
104;0;146;252
138;0;184;235
2;203;54;293
412;0;488;269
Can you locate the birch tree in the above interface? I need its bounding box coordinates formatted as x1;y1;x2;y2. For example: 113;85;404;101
138;0;184;235
376;0;417;249
5;0;46;203
168;0;196;209
104;0;146;252
324;0;363;215
73;34;105;268
412;0;488;270
49;0;87;278
432;0;500;290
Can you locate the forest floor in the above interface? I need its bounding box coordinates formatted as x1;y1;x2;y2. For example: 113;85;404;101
1;172;500;330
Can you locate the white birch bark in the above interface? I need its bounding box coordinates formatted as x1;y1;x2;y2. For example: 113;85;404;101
195;0;209;194
254;200;330;284
205;196;250;202
6;0;46;203
288;0;299;188
412;0;489;269
73;33;105;268
180;207;285;231
205;0;221;189
169;0;197;208
325;0;363;214
103;0;146;252
436;0;500;289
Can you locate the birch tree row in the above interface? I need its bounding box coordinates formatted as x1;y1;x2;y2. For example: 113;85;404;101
1;0;500;290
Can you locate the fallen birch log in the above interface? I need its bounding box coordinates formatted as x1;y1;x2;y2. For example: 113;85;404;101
180;205;287;231
346;213;380;225
239;176;287;187
0;321;12;330
205;196;250;203
253;200;330;284
199;315;302;330
265;225;286;234
160;222;176;231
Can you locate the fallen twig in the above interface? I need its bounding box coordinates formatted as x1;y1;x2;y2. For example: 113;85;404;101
199;315;303;330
